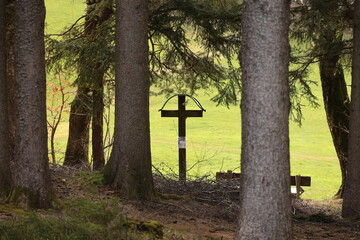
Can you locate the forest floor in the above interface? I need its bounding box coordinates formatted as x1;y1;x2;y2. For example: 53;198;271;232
117;198;360;240
2;165;360;240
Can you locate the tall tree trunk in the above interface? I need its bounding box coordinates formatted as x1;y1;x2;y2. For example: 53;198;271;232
64;0;112;169
319;39;349;199
92;79;105;170
63;88;92;167
104;0;155;199
342;0;360;218
91;0;112;171
9;0;52;208
236;0;292;239
0;0;11;199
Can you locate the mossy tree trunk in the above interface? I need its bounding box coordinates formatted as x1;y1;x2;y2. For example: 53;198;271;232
0;0;11;199
104;0;155;199
10;0;52;208
63;88;92;167
318;32;349;199
342;0;360;218
236;0;292;239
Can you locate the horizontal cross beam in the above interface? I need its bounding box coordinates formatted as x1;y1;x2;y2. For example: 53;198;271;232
161;110;203;118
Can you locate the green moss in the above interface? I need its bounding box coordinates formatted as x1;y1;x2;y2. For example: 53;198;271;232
6;186;53;209
0;198;147;240
0;213;112;240
63;198;122;225
102;164;114;185
124;220;164;239
0;205;26;215
125;171;156;200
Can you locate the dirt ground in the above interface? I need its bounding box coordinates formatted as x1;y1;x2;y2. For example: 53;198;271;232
117;198;360;240
11;165;360;240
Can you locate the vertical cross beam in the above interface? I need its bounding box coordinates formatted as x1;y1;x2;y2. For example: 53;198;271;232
178;95;186;181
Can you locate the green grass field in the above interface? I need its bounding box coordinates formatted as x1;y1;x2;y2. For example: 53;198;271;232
45;0;342;200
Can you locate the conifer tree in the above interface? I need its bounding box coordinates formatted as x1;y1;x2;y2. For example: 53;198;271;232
290;0;353;197
9;0;52;208
237;0;292;238
104;0;155;199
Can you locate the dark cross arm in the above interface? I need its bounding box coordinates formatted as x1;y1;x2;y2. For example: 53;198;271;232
161;110;203;117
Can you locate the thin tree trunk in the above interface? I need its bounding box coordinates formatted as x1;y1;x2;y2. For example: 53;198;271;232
9;0;52;208
92;79;105;170
104;0;155;199
236;0;292;239
342;0;360;218
319;45;349;199
0;0;11;199
91;0;112;171
63;88;91;167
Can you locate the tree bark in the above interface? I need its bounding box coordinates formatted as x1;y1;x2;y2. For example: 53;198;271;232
9;0;52;208
91;0;113;171
6;0;15;165
342;0;360;218
63;88;91;167
236;0;292;239
104;0;155;199
0;0;11;199
319;39;349;199
92;79;105;170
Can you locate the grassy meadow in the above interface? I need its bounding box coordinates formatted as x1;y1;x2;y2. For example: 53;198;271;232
45;0;341;200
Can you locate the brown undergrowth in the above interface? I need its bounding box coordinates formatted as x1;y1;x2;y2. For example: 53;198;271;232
1;164;360;239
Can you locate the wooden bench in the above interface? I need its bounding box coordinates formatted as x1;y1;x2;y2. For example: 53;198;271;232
216;170;311;198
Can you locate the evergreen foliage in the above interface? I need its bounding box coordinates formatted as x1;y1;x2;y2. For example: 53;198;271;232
45;0;242;108
45;0;334;124
289;0;353;123
290;0;354;197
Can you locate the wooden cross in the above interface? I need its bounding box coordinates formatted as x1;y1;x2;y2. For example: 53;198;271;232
160;94;205;181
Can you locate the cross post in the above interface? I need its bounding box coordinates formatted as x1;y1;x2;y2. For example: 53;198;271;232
160;95;204;181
